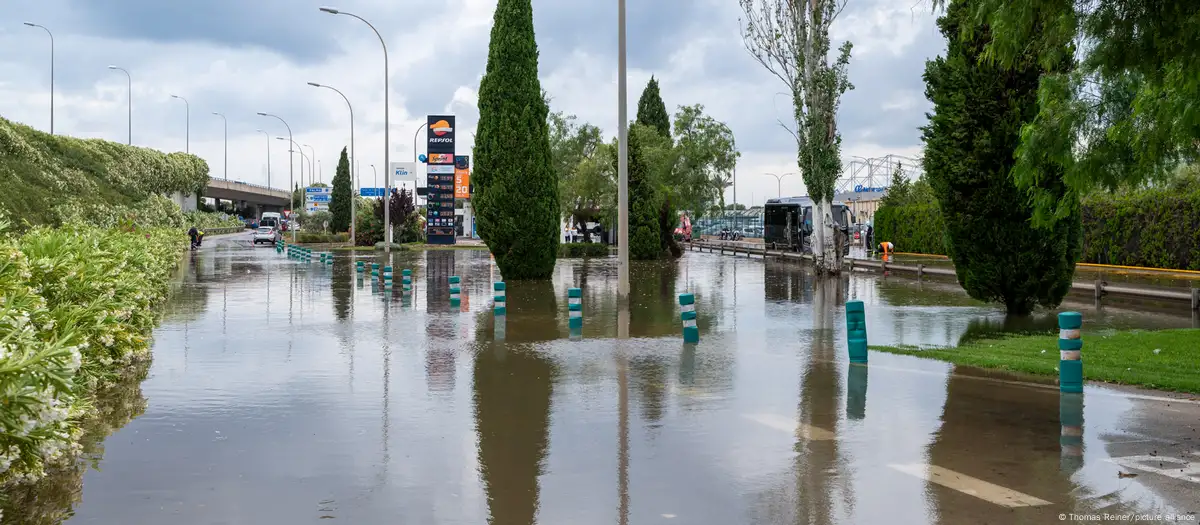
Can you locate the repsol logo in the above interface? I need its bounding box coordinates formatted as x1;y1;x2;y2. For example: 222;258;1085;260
429;137;453;143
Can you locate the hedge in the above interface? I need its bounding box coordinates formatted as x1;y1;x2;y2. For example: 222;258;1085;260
297;232;351;244
559;242;610;258
875;185;1200;270
0;218;187;509
0;115;210;228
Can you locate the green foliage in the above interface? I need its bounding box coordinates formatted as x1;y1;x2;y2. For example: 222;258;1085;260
330;147;352;233
183;211;243;230
0;220;187;494
873;203;947;255
355;199;384;247
666;104;740;218
627;124;667;260
636;76;671;137
921;0;1080;315
939;0;1200;227
1080;185;1200;269
297;231;350;244
558;242;610;258
0;116;209;227
549;111;610;225
372;189;422;244
473;0;559;279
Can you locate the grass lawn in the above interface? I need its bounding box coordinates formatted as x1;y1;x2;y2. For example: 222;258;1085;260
872;329;1200;394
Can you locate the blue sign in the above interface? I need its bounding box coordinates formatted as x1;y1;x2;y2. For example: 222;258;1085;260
308;194;331;203
854;184;887;193
418;154;428;163
306;187;332;194
360;187;387;197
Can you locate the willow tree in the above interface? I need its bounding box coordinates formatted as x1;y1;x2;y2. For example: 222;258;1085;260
740;0;853;273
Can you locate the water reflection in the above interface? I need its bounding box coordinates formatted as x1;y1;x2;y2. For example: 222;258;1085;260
629;261;679;338
0;360;150;524
473;346;557;525
846;364;867;421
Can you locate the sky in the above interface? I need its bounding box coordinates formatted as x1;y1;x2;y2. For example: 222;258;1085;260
1;0;945;208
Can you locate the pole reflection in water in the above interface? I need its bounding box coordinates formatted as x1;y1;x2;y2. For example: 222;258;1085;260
473;344;555;525
617;348;630;525
1059;393;1084;472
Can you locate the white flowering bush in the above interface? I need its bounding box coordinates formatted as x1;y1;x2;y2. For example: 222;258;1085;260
0;115;210;227
0;213;187;504
184;210;245;229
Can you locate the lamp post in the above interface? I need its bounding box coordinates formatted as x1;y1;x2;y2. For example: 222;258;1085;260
412;123;423;207
170;94;189;153
212;112;227;180
279;137;309;193
304;144;316;184
258;112;295;241
309;82;357;241
370;164;377;190
256;129;272;191
108;66;131;144
24;22;54;135
320;6;391;251
616;0;630;300
765;172;795;198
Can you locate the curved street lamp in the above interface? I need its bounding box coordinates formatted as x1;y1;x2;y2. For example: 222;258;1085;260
764;172;796;198
108;66;131;144
24;22;54;134
320;6;392;250
258;112;296;241
170;94;190;153
212;112;227;180
309;81;357;241
255;129;272;191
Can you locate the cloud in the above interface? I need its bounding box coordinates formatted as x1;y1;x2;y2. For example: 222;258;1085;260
1;0;944;206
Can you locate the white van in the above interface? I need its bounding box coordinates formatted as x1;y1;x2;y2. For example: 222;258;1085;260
260;212;282;229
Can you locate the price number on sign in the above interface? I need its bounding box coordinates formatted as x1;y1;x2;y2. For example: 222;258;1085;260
457;185;469;195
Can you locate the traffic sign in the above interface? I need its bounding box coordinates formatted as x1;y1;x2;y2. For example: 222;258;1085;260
360;187;387;197
307;194;331;203
305;187;332;194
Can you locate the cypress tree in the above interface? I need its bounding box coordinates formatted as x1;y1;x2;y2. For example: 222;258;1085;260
636;77;671;138
921;0;1080;315
473;0;559;279
627;124;665;260
329;147;352;233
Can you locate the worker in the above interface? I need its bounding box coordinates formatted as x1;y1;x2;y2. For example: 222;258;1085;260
879;241;894;262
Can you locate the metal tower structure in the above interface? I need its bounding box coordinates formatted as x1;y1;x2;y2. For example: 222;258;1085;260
836;154;923;193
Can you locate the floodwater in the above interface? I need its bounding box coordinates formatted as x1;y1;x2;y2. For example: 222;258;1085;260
6;234;1199;524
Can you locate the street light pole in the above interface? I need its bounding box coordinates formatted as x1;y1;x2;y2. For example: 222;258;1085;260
171;95;189;153
212;112;227;180
24;23;54;135
765;172;794;198
259;112;295;241
616;0;630;300
280;138;309;192
412;123;423;207
304;144;316;184
370;164;377;190
308;82;357;241
320;6;391;251
256;129;272;191
108;66;131;144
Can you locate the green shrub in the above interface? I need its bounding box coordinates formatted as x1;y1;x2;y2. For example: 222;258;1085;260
0;219;187;496
1080;187;1200;270
628;124;666;260
0;116;209;227
355;200;384;247
296;232;350;244
330;148;352;233
873;203;947;255
183;211;243;230
472;0;560;279
559;243;610;258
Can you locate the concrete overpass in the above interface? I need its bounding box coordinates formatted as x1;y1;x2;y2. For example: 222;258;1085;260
170;180;292;218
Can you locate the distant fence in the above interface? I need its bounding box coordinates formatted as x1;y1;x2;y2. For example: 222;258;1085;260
694;209;764;238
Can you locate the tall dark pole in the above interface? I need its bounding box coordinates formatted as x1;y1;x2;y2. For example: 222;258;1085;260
617;0;630;299
24;23;54;134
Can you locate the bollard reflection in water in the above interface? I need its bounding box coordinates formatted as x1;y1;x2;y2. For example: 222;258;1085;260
1059;392;1084;472
846;363;868;420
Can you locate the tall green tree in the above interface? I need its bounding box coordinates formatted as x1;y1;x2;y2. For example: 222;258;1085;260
936;0;1200;227
636;76;671;137
741;0;853;273
627;124;665;260
549;110;608;238
329;147;352;233
473;0;560;279
667;104;739;218
922;0;1081;315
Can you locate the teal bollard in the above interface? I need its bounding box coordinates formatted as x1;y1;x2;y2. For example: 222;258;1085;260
1059;312;1083;393
494;282;506;315
383;266;393;288
1059;392;1084;472
449;276;461;307
371;263;379;279
679;293;699;343
402;269;412;294
846;300;868;363
567;287;582;328
356;260;364;273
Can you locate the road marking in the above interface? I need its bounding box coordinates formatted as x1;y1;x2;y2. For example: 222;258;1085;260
743;414;836;440
888;463;1052;508
1105;455;1200;484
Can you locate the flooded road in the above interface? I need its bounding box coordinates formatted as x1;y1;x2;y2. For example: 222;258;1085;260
10;233;1199;524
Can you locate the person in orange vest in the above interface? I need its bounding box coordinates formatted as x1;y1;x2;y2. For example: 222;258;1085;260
878;241;894;262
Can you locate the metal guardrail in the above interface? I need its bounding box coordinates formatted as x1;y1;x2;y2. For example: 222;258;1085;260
689;241;1200;310
200;226;248;236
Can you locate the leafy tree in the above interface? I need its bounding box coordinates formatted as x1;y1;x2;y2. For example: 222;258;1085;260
627;124;665;260
373;188;420;243
935;0;1200;227
473;0;559;279
921;0;1081;315
741;0;854;273
330;147;352;233
549;110;609;239
636;76;671;137
667;104;739;218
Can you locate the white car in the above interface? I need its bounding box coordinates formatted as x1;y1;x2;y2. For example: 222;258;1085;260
252;226;279;245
